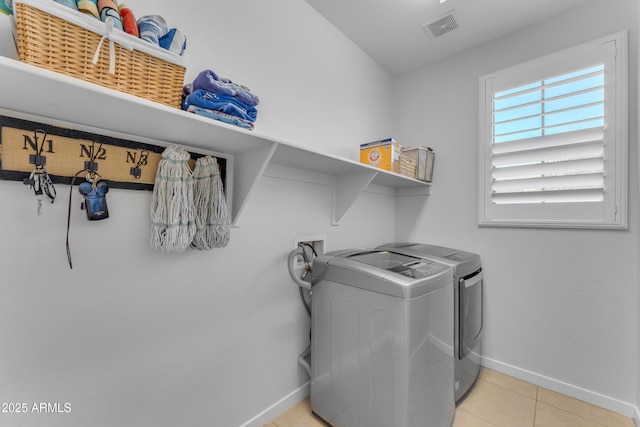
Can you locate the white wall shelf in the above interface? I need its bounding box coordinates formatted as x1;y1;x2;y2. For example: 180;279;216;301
0;56;430;226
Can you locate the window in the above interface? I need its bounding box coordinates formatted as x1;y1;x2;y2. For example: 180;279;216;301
478;32;627;229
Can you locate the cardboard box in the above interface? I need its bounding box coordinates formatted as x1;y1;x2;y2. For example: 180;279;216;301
360;138;401;173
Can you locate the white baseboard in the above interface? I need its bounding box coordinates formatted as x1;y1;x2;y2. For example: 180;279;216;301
240;360;640;427
238;382;310;427
481;356;639;424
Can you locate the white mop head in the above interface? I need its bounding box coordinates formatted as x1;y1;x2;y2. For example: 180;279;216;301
150;145;196;252
191;156;231;250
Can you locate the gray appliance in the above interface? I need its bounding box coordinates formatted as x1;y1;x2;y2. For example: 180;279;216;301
377;243;483;402
310;249;455;427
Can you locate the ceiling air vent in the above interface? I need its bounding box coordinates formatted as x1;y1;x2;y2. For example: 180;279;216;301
423;11;459;39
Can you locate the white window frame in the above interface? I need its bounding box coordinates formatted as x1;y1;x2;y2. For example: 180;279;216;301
478;32;628;229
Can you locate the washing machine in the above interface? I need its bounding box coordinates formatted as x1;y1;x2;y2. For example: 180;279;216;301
377;243;483;402
310;249;455;427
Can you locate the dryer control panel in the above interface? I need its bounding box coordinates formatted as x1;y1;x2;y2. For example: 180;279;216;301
346;250;449;279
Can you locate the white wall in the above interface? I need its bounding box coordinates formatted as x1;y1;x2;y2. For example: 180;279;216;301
138;0;393;161
0;0;393;159
0;1;398;426
2;0;638;424
394;0;639;416
637;1;640;420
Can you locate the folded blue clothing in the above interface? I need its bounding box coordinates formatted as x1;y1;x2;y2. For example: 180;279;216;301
138;15;168;45
138;15;187;55
187;105;254;130
183;83;193;97
192;69;260;107
159;28;187;56
186;89;258;122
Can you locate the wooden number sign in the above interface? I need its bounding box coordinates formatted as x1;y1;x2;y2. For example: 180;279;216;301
0;115;226;190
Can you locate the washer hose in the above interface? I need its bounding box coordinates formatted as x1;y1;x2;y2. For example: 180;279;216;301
298;344;311;377
287;245;314;290
287;244;316;377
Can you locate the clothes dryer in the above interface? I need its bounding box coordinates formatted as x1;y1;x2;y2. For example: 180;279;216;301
310;249;455;427
377;243;483;402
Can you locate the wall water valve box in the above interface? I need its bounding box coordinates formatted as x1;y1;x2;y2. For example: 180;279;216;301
360;138;400;173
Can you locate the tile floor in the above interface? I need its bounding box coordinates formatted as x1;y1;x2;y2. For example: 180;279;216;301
264;368;635;427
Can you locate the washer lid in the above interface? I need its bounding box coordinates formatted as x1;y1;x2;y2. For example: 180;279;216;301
313;249;452;299
346;250;446;277
377;242;481;276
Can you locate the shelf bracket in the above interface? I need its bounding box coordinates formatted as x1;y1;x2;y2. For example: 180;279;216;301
231;142;279;227
333;171;378;225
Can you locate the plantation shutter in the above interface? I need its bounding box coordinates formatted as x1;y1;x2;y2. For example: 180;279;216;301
478;33;627;228
491;64;605;205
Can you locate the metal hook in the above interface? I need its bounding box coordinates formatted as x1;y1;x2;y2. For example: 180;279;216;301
130;149;149;179
86;171;102;183
135;149;149;168
29;129;48;167
92;141;103;162
34;129;47;155
84;141;103;172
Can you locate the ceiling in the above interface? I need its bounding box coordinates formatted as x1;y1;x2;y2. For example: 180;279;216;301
304;0;592;76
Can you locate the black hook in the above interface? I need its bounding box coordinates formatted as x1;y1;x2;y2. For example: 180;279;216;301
29;129;48;167
129;149;149;179
84;141;103;172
